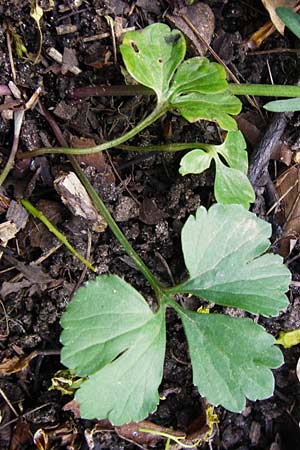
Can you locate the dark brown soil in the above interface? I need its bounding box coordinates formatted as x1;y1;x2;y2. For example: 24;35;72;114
1;1;300;449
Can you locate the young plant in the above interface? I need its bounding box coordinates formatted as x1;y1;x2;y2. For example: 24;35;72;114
20;23;300;206
60;200;290;425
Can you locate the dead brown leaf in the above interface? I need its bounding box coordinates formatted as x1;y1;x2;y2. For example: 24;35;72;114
167;3;215;56
261;0;299;34
63;399;81;419
10;419;32;450
93;420;184;448
275;165;300;256
70;135;112;174
0;351;38;376
33;428;49;450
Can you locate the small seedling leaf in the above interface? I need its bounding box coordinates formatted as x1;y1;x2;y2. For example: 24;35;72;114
179;149;213;176
177;309;283;412
276;7;300;38
179;131;253;207
169;57;228;97
171;92;241;131
214;159;255;208
60;275;166;424
177;204;290;315
217;130;248;173
264;97;300;112
120;23;185;102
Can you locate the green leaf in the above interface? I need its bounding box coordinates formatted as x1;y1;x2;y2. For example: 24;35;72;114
264;97;300;112
179;149;213;175
276;7;300;38
169;57;228;97
171;92;242;131
179;131;253;207
60;275;166;424
217;130;248;173
214;159;255;208
120;23;185;102
177;309;283;412
177;204;290;315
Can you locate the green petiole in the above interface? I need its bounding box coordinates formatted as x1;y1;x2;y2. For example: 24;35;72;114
68;155;165;300
21;198;96;272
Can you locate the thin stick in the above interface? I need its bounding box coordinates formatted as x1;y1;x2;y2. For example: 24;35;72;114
0;109;24;186
0;386;19;417
6;28;16;82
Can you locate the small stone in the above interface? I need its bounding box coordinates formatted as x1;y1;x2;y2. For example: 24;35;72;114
114;196;139;222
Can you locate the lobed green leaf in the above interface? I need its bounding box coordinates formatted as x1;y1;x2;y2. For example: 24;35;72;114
177;204;290;315
179;131;254;207
171;92;242;131
179;149;213;176
61;275;166;424
120;23;185;103
214;159;255;208
177;309;283;412
169;57;228;97
120;24;242;130
217;130;248;173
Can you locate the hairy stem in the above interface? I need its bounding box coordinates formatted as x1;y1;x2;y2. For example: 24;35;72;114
69;155;165;299
20;103;168;159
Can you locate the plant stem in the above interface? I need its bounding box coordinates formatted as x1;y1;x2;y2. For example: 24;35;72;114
117;142;209;152
20;104;168;159
70;84;152;99
229;83;300;97
69;155;165;298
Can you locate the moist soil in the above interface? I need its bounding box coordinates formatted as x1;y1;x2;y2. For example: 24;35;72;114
1;1;300;449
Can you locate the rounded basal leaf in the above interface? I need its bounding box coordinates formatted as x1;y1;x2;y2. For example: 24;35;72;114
179;149;213;175
120;23;185;102
214;159;255;208
169;57;228;97
171;92;242;131
177;204;290;316
61;275;166;424
177;309;283;412
217;131;248;173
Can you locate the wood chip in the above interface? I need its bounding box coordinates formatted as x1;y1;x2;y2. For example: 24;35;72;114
47;47;81;75
54;172;107;232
